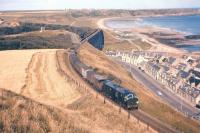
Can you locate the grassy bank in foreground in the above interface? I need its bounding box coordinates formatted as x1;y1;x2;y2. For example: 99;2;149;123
78;43;200;133
0;88;88;133
0;49;152;133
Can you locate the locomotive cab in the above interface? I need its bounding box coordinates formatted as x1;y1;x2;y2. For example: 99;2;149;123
102;80;139;110
124;93;139;109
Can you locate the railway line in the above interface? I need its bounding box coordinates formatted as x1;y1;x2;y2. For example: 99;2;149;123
131;110;179;133
68;29;180;133
68;52;179;133
80;29;101;44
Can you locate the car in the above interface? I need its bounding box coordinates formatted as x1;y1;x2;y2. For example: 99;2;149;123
157;91;163;96
196;104;200;109
192;113;200;120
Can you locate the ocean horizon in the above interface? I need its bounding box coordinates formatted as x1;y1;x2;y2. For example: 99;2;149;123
143;14;200;35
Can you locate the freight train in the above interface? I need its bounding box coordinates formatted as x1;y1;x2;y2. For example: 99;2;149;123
69;49;139;109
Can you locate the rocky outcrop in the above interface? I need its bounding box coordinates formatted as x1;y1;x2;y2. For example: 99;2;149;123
185;35;200;40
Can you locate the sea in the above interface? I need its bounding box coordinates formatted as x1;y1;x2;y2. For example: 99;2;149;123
105;15;200;52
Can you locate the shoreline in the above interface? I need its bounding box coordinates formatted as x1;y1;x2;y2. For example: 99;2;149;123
98;17;184;53
98;16;200;54
103;16;192;36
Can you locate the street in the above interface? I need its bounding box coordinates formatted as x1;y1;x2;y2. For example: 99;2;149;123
118;60;200;118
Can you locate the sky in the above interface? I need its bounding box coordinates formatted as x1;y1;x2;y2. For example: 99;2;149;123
0;0;200;11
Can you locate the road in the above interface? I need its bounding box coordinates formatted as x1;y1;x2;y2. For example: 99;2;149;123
118;60;199;117
70;32;80;44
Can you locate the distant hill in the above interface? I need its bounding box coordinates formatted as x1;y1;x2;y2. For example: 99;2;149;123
66;8;200;18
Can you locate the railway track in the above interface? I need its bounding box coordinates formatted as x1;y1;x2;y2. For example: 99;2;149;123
80;29;101;44
71;29;180;133
131;110;179;133
68;51;180;133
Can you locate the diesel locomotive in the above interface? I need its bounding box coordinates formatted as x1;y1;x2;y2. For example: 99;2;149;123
69;49;139;109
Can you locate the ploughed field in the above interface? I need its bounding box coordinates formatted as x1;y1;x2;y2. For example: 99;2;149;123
0;49;152;133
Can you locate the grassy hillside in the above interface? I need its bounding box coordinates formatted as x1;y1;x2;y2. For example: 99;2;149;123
0;87;153;133
77;43;200;133
0;21;97;50
0;88;88;133
0;30;75;50
0;49;153;133
0;12;75;26
0;22;94;39
102;31;152;51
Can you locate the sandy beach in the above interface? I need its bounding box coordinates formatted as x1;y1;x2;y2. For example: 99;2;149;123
98;18;186;54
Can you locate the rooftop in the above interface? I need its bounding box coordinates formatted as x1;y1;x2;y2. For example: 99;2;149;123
168;57;176;64
196;63;200;68
180;84;200;98
177;70;190;79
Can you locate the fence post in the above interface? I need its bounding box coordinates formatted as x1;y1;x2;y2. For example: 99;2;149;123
147;123;149;131
128;110;130;119
96;93;98;99
119;105;121;114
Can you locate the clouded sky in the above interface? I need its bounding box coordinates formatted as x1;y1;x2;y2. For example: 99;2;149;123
0;0;200;11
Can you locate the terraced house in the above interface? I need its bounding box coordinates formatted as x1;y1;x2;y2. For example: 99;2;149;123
106;50;200;106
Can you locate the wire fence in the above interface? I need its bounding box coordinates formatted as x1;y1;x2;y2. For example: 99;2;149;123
64;52;154;133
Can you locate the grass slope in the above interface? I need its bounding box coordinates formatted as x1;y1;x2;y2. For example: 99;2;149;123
0;88;88;133
0;49;153;133
0;30;74;50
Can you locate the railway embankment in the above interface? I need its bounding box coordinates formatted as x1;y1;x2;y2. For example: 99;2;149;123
76;42;200;133
55;49;155;133
68;30;181;133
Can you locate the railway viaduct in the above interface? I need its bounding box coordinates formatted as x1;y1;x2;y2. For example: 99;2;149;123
81;29;104;50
